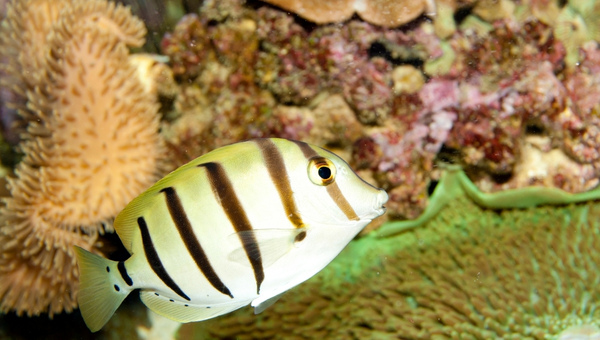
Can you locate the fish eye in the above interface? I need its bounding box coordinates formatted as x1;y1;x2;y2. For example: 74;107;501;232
308;157;336;186
318;166;331;180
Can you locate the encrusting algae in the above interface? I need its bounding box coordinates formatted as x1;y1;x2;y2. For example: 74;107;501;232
0;0;164;317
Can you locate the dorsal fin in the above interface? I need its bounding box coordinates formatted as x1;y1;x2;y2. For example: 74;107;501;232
113;141;259;252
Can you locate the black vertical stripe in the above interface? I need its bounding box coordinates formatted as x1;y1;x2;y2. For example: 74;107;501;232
292;140;360;221
254;139;304;228
294;140;318;159
198;162;264;294
137;216;191;301
117;261;133;286
160;187;234;298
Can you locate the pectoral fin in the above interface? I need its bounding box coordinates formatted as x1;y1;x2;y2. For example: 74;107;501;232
228;228;306;268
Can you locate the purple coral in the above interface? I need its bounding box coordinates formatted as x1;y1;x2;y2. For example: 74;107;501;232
352;18;589;216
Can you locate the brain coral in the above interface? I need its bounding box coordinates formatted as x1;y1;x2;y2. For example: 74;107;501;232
183;196;600;339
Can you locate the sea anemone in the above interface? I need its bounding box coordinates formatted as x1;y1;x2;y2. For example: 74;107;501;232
0;0;72;126
0;0;164;317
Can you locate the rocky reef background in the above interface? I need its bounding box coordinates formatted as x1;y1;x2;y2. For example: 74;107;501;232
3;0;600;226
1;0;600;339
142;0;600;224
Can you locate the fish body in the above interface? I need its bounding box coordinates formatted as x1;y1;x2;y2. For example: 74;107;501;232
75;138;388;332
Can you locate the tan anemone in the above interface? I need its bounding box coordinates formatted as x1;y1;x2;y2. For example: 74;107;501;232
261;0;431;27
0;0;164;317
0;0;72;121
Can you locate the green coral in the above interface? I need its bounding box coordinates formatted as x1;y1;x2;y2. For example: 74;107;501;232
375;165;600;237
554;0;600;67
183;178;600;339
423;40;456;77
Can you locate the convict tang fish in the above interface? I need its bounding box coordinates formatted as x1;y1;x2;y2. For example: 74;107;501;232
75;138;388;332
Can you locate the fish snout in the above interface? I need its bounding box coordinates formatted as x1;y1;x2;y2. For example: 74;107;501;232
373;189;388;217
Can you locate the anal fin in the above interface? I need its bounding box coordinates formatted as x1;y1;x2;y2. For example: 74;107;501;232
139;291;249;323
252;292;285;314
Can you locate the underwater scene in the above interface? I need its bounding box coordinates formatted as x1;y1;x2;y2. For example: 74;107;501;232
1;0;600;339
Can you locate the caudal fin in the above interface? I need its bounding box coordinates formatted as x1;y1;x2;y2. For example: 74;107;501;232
75;246;131;332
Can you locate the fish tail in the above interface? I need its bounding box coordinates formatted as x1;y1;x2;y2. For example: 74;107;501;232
75;246;132;332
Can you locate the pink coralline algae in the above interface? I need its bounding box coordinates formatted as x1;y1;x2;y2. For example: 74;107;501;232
349;20;572;202
559;44;600;166
443;79;523;174
255;8;393;124
432;20;568;176
342;57;392;125
418;79;459;113
351;17;600;215
434;18;600;194
367;128;434;219
161;14;215;80
254;7;330;104
352;80;457;218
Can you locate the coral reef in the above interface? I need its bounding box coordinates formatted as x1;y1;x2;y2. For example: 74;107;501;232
0;0;598;229
2;0;600;338
259;0;433;27
180;196;600;339
160;13;216;80
0;0;164;317
159;7;383;166
376;165;600;237
155;0;600;220
152;4;600;334
554;0;600;67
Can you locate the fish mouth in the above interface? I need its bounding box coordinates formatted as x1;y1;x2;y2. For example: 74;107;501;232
374;206;387;216
360;206;386;221
375;189;388;215
367;189;388;219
